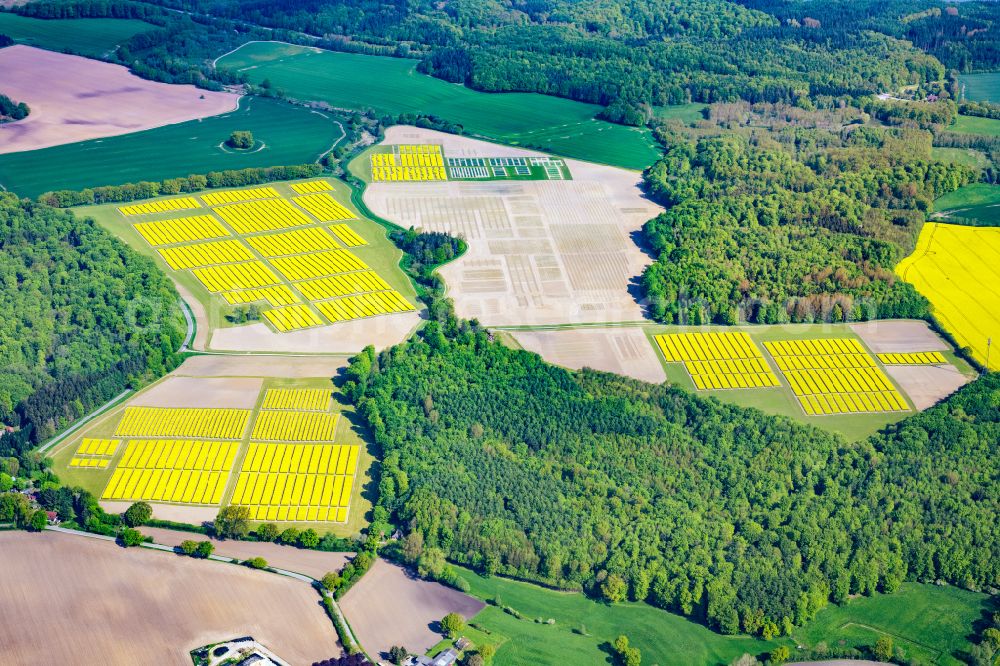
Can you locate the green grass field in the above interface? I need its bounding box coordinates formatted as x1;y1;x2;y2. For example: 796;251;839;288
78;178;417;337
951;114;1000;137
0;13;154;58
793;583;990;665
960;72;1000;103
216;42;670;170
931;147;991;170
0;97;342;198
935;183;1000;226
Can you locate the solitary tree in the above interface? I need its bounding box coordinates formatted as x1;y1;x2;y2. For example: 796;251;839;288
440;612;465;638
194;541;214;559
123;501;152;527
214;505;250;539
119;527;144;547
256;522;280;542
227;130;254;149
388;646;409;665
321;571;342;592
873;636;894;662
180;540;198;555
245;557;268;569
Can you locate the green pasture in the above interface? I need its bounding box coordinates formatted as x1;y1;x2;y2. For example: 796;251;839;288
931;147;991;170
77;177;417;340
960;71;1000;103
459;567;779;666
49;373;375;537
216;42;670;170
935;183;1000;226
951;114;1000;137
0;97;342;199
0;13;154;57
793;583;990;665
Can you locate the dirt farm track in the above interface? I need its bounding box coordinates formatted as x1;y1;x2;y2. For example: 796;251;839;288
0;530;340;665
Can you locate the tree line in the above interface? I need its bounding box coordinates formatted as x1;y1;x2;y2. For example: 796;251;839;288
0;92;29;122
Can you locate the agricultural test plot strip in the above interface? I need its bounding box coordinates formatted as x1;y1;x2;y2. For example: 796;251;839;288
292;193;357;221
133;214;230;247
118;196;200;216
201;187;280;206
290;180;334;194
102;439;240;505
653;332;780;390
314;290;415;322
260;389;332;412
114;406;251;439
250;410;340;442
877;352;948;365
213;198;313;234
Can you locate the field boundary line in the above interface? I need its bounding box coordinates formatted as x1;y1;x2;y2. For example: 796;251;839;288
37;389;133;455
212;40;321;69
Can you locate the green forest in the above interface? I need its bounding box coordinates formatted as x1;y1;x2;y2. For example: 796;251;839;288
346;327;999;638
0;194;185;450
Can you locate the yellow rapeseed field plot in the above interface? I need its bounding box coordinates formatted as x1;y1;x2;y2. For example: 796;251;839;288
371;144;447;181
261;389;332;411
201;187;280;206
101;440;239;504
294;271;391;301
133;214;230;246
764;339;909;416
315;290;414;322
328;223;366;247
250;410;340;442
877;352;947;365
221;285;300;307
230;443;359;522
269;249;368;281
262;304;324;332
654;332;780;390
76;438;120;457
247;227;341;257
213;198;313;234
895;223;1000;370
292;193;356;221
370;152;396;167
157;239;255;270
70;457;110;469
192;261;280;292
118;197;201;216
290;180;333;194
114;407;251;439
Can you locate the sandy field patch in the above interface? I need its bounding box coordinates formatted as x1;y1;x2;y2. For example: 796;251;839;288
509;326;666;384
885;364;971;410
175;354;348;378
340;559;485;660
850;320;949;353
143;527;352;580
131;376;263;409
0;530;339;665
0;46;239;154
208;311;422;354
365;127;663;327
101;500;220;525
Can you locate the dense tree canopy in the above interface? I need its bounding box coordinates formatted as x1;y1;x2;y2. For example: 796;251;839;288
0;194;185;443
347;330;998;637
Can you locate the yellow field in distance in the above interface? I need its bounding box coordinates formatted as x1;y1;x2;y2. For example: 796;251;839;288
102;438;239;505
247;227;341;257
261;389;331;412
201;186;279;206
134;214;230;246
290;180;333;194
114;407;251;439
118;196;200;216
157;239;255;270
896;223;1000;370
328;223;366;247
877;352;947;365
76;438;119;457
214;198;313;234
70;457;109;469
294;271;391;301
269;248;368;281
292;193;356;221
372;166;447;182
764;339;909;415
192;260;280;292
250;410;340;442
222;285;300;307
654;332;780;390
315;290;414;322
262;304;324;332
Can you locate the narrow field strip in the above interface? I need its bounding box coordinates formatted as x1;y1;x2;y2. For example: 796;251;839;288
201;186;280;206
133;214;230;246
877;352;948;365
114;407;251;439
76;438;120;457
314;290;415;322
214;198;313;234
261;389;332;411
654;332;780;390
221;285;300;307
247;226;342;257
269;248;368;281
328;223;367;247
293;271;391;300
262;304;324;332
157;239;255;270
118;196;200;216
70;457;110;469
192;261;281;292
292;193;356;221
250;410;340;442
290;180;334;194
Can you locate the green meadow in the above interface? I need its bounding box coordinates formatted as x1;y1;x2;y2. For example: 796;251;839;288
951;114;1000;137
959;71;1000;103
217;42;673;170
935;183;1000;226
0;13;154;57
0;97;341;198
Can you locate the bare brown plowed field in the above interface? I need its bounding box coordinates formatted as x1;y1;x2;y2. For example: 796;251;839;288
509;326;666;384
340;559;485;661
0;46;239;154
131;376;263;409
364;127;663;327
0;530;340;665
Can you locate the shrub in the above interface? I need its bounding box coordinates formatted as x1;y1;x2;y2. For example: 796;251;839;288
245;556;268;569
180;540;198;555
119;527;144;547
194;541;214;559
256;522;280;542
123;501;152;527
